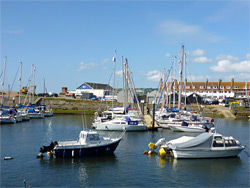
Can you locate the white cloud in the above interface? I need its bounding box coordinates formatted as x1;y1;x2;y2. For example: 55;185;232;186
115;70;123;77
141;70;162;82
3;30;24;34
158;19;223;43
77;58;111;71
246;53;250;60
215;54;240;62
77;62;98;71
193;57;212;63
191;49;204;56
210;60;250;73
233;73;250;81
187;75;206;82
165;53;171;57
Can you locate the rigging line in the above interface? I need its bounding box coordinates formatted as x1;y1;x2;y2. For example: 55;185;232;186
186;64;201;113
156;61;174;111
127;66;142;115
96;70;114;117
6;66;20;106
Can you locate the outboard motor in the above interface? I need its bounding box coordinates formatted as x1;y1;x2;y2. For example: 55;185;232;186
40;141;58;153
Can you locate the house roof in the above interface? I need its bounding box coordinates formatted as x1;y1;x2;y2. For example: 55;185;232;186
84;82;113;90
169;81;250;91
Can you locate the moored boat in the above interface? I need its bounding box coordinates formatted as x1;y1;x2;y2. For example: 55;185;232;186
39;130;125;158
160;132;245;159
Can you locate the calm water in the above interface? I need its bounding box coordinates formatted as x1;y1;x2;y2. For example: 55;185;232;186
1;115;249;187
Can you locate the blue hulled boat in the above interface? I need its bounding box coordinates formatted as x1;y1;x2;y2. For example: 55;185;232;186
40;130;124;158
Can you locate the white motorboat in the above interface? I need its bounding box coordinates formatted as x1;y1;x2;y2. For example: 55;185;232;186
160;132;245;159
0;109;17;124
39;130;124;158
168;122;214;133
93;116;147;131
27;108;44;119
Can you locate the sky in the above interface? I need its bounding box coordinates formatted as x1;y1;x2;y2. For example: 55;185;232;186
1;0;249;93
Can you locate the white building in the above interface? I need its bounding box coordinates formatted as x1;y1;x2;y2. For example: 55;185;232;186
69;82;113;98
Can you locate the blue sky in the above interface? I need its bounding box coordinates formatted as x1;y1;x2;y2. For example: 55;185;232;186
1;1;249;93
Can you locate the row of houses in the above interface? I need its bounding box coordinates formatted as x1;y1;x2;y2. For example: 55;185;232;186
63;79;250;104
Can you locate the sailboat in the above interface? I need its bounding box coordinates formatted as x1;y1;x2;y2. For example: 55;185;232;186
93;51;147;131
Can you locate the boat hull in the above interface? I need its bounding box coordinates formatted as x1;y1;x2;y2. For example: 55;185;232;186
29;113;44;119
93;123;147;131
54;139;121;158
172;147;245;159
168;125;206;133
0;118;16;124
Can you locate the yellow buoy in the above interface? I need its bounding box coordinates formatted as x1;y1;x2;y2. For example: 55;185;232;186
148;142;155;149
159;148;167;157
37;153;44;158
47;152;51;156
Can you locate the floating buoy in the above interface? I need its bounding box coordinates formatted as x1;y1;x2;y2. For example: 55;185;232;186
47;152;51;156
148;126;152;130
144;151;148;154
148;142;155;149
4;157;13;160
159;148;167;157
37;153;44;158
148;150;153;155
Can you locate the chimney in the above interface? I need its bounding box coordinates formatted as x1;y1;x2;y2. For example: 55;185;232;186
231;78;234;90
218;79;222;90
205;78;208;90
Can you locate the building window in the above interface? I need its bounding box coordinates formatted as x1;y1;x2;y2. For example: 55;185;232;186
207;86;211;89
243;86;247;89
213;91;216;93
226;86;231;89
200;86;204;89
228;91;231;93
193;86;196;89
186;86;190;89
234;86;239;89
220;86;224;89
213;86;218;89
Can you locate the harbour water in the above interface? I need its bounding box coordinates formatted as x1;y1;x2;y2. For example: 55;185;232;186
1;115;249;187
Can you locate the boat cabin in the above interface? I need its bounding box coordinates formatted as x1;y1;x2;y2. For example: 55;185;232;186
212;134;240;148
78;131;103;145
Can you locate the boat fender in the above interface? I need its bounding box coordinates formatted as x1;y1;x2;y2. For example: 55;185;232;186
47;152;51;156
37;153;44;158
4;157;13;160
210;118;214;123
144;151;148;154
159;148;167;157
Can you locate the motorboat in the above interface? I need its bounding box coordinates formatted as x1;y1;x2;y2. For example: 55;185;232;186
159;132;245;159
39;130;125;158
93;116;147;131
40;106;53;117
0;110;16;124
17;109;30;121
27;108;44;119
168;122;214;133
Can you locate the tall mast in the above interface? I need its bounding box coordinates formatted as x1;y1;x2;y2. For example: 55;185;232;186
173;57;176;108
19;62;22;105
1;56;7;106
33;65;36;104
178;45;184;111
124;58;128;110
29;65;33;104
184;53;187;109
121;55;124;109
112;49;116;112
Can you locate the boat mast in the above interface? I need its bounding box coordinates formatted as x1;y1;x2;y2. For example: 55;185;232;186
19;62;22;106
173;56;176;108
121;55;124;110
33;65;36;104
178;45;184;111
124;58;128;111
184;53;187;109
1;57;7;107
112;49;116;114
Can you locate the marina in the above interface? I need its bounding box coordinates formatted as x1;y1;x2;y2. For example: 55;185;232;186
1;115;249;187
